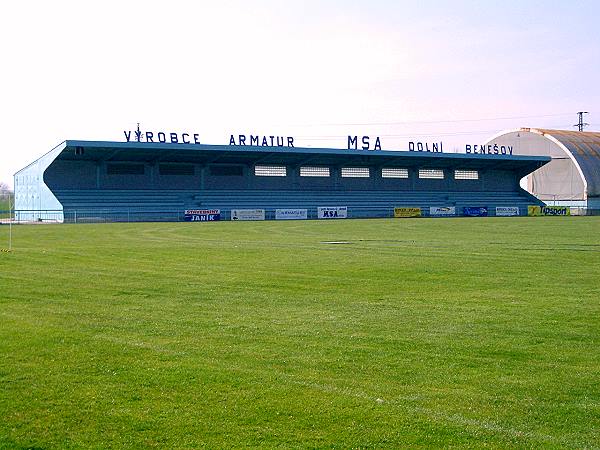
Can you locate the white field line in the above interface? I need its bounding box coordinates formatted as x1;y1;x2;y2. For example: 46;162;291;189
90;333;598;448
282;376;598;449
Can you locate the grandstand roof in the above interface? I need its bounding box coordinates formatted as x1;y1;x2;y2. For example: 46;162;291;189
39;140;550;178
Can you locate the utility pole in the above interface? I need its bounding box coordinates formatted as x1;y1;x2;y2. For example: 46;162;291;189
574;111;589;132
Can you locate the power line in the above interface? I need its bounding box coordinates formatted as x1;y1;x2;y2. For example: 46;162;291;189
297;124;577;140
290;112;575;127
300;130;500;140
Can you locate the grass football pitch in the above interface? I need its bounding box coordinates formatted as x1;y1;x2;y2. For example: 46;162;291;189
0;217;599;448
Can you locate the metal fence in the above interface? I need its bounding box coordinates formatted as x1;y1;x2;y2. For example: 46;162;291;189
3;209;392;223
0;207;599;224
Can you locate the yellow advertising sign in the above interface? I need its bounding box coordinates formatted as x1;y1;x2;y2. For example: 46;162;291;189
394;207;421;218
528;205;571;216
528;206;541;216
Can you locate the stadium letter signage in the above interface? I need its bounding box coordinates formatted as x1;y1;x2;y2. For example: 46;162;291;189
409;142;443;153
465;144;513;155
347;136;382;151
528;205;570;216
229;135;295;147
124;130;201;144
184;209;221;221
317;206;347;219
394;207;421;218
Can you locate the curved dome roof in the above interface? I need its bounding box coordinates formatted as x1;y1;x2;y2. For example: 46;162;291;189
534;129;600;196
486;128;600;198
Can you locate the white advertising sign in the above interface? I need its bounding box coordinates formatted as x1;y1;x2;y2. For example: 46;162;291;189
496;206;520;216
317;206;348;219
430;206;456;216
275;209;308;220
231;209;265;221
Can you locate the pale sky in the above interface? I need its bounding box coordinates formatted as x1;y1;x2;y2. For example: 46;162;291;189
1;0;599;187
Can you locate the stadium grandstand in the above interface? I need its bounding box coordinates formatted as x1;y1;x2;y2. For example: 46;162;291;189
485;128;600;209
13;140;549;222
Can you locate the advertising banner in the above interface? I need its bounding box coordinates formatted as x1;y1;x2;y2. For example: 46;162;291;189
275;209;308;220
317;206;347;219
231;209;265;221
528;205;571;216
394;207;421;218
542;205;570;216
496;206;520;216
184;209;221;222
430;206;455;216
463;206;488;217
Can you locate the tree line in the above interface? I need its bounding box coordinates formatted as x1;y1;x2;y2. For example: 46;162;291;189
0;182;14;210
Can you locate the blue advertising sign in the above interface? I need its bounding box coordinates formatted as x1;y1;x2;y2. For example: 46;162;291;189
463;206;488;217
184;209;221;222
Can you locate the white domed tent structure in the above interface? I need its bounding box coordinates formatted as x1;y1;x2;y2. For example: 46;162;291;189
485;128;600;209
